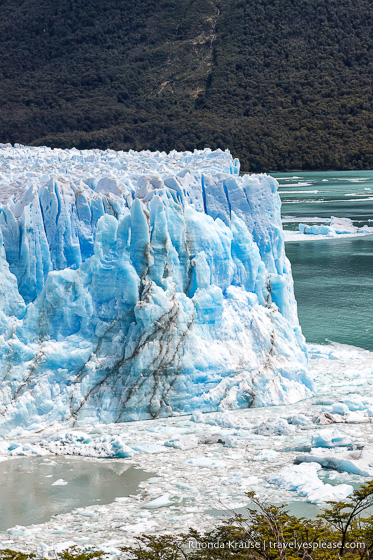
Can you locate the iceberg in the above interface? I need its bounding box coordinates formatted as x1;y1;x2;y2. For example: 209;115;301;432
267;462;353;504
298;217;373;237
0;145;311;433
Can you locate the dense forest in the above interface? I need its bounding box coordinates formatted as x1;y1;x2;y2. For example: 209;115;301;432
1;0;373;171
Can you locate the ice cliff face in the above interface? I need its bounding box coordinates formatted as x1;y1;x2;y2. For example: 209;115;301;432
0;145;311;433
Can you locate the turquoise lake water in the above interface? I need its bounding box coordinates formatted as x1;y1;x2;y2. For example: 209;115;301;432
272;171;373;351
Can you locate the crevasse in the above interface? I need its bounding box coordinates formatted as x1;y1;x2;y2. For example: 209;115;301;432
0;145;312;433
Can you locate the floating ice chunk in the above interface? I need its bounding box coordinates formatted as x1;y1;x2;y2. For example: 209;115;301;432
267;462;353;504
287;414;311;426
40;432;137;458
8;442;21;451
254;418;294;436
51;479;68;486
297;217;373;238
106;439;137;458
37;543;53;559
121;520;159;533
143;493;173;509
283;438;312;453
329;217;359;234
129;442;165;454
299;223;335;236
343;396;366;411
324;403;350;416
311;428;353;448
220;436;240;448
7;525;42;536
345;411;370;423
76;509;95;517
185;457;227;468
295;447;373;477
164;435;199;450
252;449;280;462
198;434;226;445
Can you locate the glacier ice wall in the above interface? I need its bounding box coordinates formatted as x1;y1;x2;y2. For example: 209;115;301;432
0;145;311;433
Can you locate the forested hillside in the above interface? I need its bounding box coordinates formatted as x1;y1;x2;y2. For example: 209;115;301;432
1;0;373;171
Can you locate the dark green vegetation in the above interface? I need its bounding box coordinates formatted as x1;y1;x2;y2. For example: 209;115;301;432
2;483;373;559
1;0;373;171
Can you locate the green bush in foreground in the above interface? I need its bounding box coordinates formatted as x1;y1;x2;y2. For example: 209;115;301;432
2;481;373;559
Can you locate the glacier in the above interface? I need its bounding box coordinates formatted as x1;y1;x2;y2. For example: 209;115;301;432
0;145;312;434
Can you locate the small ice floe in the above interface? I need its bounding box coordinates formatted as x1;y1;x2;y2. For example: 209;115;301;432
323;403;350;416
185;457;226;468
252;449;280;462
321;395;373;421
37;543;54;559
7;525;42;536
51;479;68;486
198;433;239;447
287;414;311;426
298;217;373;237
267;462;353;504
120;520;159;533
311;428;353;448
283;438;312;453
295;447;373;477
42;431;136;458
253;418;294;436
76;509;95;517
164;435;199;450
343;395;369;411
129;442;165;454
345;411;372;424
143;493;174;509
198;434;226;445
284;216;373;241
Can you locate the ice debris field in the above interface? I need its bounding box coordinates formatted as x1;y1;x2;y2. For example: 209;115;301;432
0;144;311;433
0;343;372;556
0;146;372;556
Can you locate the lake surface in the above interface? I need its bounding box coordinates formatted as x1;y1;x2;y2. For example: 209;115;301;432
275;170;373;225
0;456;151;531
272;171;373;351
